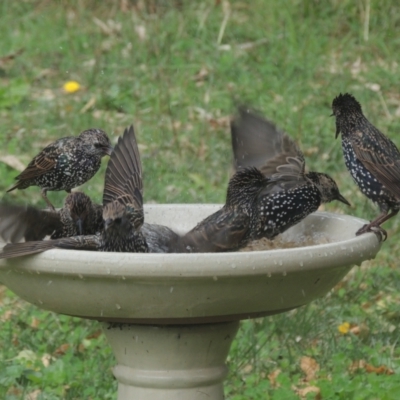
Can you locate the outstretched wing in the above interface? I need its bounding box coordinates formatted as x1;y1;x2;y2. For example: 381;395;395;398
0;235;100;259
350;128;400;200
231;106;304;177
0;204;62;242
103;125;143;207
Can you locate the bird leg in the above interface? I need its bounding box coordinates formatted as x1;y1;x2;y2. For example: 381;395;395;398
41;189;56;211
356;209;399;241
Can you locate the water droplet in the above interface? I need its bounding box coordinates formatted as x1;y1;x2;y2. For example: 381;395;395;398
170;287;174;293
213;276;218;281
231;263;236;269
278;260;283;266
78;274;83;279
37;299;43;305
47;280;52;286
282;271;287;276
115;304;121;310
299;261;304;267
267;272;272;278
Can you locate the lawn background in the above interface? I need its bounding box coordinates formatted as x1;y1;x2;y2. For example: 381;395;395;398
1;1;400;399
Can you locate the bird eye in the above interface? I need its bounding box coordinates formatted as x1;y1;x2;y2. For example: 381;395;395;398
114;217;122;224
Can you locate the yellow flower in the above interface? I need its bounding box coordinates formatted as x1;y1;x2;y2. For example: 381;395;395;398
63;81;81;93
338;322;350;334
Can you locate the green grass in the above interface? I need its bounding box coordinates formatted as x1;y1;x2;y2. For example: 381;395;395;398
1;0;400;398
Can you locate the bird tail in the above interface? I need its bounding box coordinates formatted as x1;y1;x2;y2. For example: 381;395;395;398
6;181;22;193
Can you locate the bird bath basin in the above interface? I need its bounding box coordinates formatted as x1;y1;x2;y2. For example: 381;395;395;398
0;204;381;400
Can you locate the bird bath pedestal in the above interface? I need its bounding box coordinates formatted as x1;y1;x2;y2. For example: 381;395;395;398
0;205;381;400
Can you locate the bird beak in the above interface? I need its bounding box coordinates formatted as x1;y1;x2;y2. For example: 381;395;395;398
76;218;84;235
104;218;113;230
336;193;351;206
335;126;340;139
330;113;334;117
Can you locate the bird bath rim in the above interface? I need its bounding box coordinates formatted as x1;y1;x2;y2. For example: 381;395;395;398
0;204;381;325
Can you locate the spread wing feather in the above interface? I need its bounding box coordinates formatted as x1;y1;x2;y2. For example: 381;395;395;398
103;125;143;207
231;106;305;177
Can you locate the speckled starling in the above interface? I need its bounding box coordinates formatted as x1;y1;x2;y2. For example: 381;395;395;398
6;128;113;210
332;92;400;239
0;191;103;243
0;126;148;259
182;107;350;252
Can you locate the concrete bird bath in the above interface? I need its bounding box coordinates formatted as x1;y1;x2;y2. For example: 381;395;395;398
0;204;381;400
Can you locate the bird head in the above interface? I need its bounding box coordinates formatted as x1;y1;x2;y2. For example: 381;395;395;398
331;93;363;139
64;192;92;235
308;172;351;206
79;128;113;157
102;200;141;235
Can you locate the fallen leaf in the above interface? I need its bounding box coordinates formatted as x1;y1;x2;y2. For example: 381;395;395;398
6;387;22;396
86;330;102;340
1;310;14;321
15;349;37;363
296;385;321;399
41;354;53;367
193;66;209;82
26;389;41;400
365;364;394;375
300;356;320;381
349;359;366;373
53;343;70;356
349;359;394;375
268;368;281;387
30;317;40;329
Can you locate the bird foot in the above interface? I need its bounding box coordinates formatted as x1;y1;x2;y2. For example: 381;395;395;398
356;224;387;242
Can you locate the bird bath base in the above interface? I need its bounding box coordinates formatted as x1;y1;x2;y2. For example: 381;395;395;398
103;321;239;400
0;205;382;400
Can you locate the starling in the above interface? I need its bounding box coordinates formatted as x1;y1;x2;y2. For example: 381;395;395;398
182;107;350;252
332;92;400;239
0;191;103;243
0;126;148;259
181;167;268;252
6;128;113;210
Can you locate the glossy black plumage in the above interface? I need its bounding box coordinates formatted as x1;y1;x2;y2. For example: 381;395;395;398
332;92;400;238
7;128;113;210
1;126;148;259
182;107;350;253
0;192;102;243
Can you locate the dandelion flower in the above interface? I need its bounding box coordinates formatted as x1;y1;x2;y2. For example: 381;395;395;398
63;81;81;93
338;322;350;334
